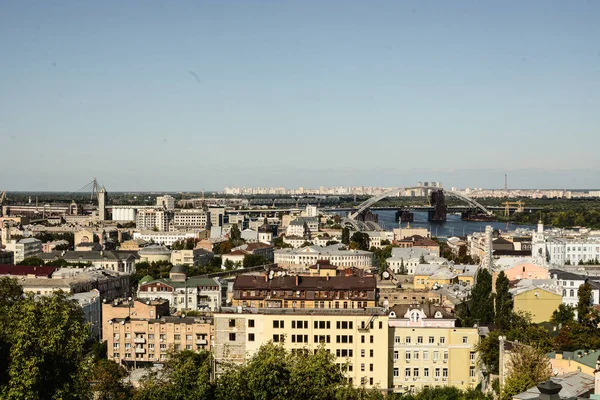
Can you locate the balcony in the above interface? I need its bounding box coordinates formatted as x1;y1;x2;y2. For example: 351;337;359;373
196;339;208;345
135;348;146;354
134;338;146;344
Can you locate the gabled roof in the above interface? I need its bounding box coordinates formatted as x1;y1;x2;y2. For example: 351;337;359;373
389;304;454;319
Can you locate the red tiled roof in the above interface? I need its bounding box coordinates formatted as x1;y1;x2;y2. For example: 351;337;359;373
0;265;56;278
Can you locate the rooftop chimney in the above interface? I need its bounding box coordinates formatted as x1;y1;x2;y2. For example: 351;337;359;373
537;380;561;400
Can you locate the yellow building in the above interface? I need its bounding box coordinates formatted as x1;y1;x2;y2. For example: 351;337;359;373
232;272;377;309
214;309;390;390
413;265;457;290
547;350;600;377
388;304;480;393
102;299;213;368
511;283;562;323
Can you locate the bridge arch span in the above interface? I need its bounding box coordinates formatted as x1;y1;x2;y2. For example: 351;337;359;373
348;186;492;220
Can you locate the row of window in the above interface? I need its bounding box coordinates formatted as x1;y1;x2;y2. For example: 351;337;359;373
114;333;208;341
394;336;469;344
393;350;476;362
393;366;476;378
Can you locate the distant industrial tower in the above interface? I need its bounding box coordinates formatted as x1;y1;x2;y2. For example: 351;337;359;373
504;174;508;190
98;187;107;220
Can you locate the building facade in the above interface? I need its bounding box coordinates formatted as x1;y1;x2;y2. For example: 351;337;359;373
274;245;373;269
387;304;480;393
136;209;172;232
214;308;389;389
4;237;43;263
102;299;213;368
172;209;208;229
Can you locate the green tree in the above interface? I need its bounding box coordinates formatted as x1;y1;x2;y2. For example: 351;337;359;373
91;359;133;400
350;232;370;251
341;228;350;245
471;269;495;325
2;292;91;400
135;350;214;400
577;282;595;325
494;271;513;330
500;344;551;400
243;254;268;268
17;257;46;266
550;304;575;326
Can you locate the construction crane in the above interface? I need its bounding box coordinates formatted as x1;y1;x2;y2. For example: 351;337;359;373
503;201;525;217
0;191;6;204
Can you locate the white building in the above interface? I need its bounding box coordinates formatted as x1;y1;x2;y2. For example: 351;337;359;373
274;244;373;269
286;220;310;238
386;248;447;275
111;206;137;222
136;209;171;231
133;231;197;247
70;289;101;339
172;209;208;229
156;195;176;210
137;267;225;312
550;269;600;308
4;237;43;264
532;221;600;266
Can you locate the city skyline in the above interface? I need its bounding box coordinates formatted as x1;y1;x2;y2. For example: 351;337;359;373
2;1;599;190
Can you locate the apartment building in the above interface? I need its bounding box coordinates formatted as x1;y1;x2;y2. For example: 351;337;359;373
156;195;176;211
170;248;214;266
173;209;209;229
40;250;137;274
102;299;213;368
232;272;377;309
214;308;389;389
388;304;480;393
136;209;172;231
4;237;43;263
138;266;226;312
274;245;373;269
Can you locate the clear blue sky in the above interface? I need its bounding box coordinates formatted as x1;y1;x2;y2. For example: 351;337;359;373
1;0;599;191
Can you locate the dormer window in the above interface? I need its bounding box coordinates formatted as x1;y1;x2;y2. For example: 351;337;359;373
434;311;443;319
410;311;421;322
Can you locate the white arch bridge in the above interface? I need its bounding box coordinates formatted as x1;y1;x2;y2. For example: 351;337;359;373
343;186;492;230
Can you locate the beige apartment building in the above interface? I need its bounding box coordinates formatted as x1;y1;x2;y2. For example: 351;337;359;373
388;304;481;393
214;308;390;390
102;299;213;368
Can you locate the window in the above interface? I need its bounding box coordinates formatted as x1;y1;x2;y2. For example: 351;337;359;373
362;335;365;343
423;351;429;360
470;366;476;378
273;320;284;328
413;368;419;377
394;350;399;361
405;336;411;344
433;351;439;360
361;349;365;357
470;352;475;363
361;363;365;372
462;336;468;344
395;336;400;344
229;333;236;341
405;351;411;361
379;321;383;329
393;367;399;377
248;333;255;342
248;319;255;328
417;336;423;344
273;334;282;342
229;319;235;327
186;335;192;341
370;349;374;357
439;337;445;344
369;377;373;386
429;336;435;344
443;368;448;377
148;334;154;340
369;364;373;372
405;368;411;377
413;350;419;360
435;368;440;377
424;368;429;377
370;335;374;343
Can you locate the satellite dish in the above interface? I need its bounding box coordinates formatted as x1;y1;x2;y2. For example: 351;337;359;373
268;271;274;279
382;271;390;279
553;368;558;376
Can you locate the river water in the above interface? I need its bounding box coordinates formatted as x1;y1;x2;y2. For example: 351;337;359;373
372;210;536;237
